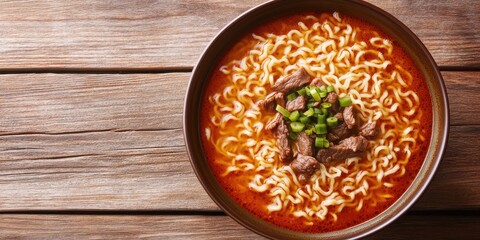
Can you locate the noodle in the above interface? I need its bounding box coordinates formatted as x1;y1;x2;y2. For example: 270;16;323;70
202;12;428;230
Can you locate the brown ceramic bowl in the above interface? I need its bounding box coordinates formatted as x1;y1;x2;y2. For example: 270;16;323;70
183;0;449;239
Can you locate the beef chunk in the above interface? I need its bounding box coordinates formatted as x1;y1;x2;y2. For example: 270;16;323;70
274;118;292;162
296;132;314;156
258;91;284;110
327;123;352;143
343;106;356;129
310;77;325;87
286;95;307;112
325;92;339;112
359;121;378;138
316;136;369;164
290;154;319;184
272;67;311;93
265;112;283;131
334;112;344;121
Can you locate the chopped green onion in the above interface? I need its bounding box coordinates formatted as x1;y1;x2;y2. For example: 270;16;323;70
305;86;312;96
288;132;298;140
290;122;305;133
303;108;314;117
305;126;314;135
321;102;332;109
339;95;352;107
315;123;327;134
317;114;326;124
326;117;338;128
319;91;327;98
319;85;326;93
297;87;307;96
310;88;321;101
315;137;324;148
287;92;298;102
314;108;322;114
307;102;314;108
327;85;335;93
321;108;328;115
324;140;330;148
289;110;300;122
276;105;290;118
299;116;310;124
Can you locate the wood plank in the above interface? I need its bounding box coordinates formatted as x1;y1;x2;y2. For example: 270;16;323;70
0;214;478;239
0;73;187;134
0;0;477;70
0;72;478;136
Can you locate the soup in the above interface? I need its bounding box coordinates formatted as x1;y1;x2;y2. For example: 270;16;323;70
200;12;432;233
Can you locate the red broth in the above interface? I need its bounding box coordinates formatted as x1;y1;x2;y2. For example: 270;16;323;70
200;12;432;233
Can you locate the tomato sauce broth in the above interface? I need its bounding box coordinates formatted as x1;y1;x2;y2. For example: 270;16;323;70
200;12;432;233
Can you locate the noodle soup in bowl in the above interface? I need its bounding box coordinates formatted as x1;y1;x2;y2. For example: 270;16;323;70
184;0;449;239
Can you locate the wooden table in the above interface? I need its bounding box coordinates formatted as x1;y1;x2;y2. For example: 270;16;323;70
0;0;478;239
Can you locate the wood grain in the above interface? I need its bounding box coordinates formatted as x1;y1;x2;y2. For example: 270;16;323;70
0;214;478;239
0;0;477;70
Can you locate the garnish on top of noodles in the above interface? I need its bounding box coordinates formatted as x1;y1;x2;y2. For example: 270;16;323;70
258;67;378;184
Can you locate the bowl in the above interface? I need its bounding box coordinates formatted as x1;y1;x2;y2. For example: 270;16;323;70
183;0;449;239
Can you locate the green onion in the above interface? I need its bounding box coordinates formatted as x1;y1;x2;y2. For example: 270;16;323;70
321;102;332;109
299;116;310;124
288;132;298;140
319;91;327;98
290;122;305;133
276;105;290;118
339;95;352;107
303;108;314;117
315;137;324;148
321;108;328;115
317;114;326;124
305;126;314;135
327;85;335;93
314;108;322;114
319;85;326;93
310;88;321;101
287;92;298;102
289;110;300;122
324;140;330;148
297;87;307;96
305;86;312;96
315;123;327;134
326;117;338;128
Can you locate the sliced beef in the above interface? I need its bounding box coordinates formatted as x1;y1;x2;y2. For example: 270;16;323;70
343;106;356;129
290;154;319;184
272;67;311;93
295;132;314;156
334;112;344;121
310;77;325;87
275;92;285;107
258;91;284;110
325;92;339;112
265;112;283;131
359;121;378;138
274;118;292;162
286;95;307;112
316;136;369;164
327;123;352;143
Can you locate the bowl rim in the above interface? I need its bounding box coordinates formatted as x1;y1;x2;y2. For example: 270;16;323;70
183;0;449;239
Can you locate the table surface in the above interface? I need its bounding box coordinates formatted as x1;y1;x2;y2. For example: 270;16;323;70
0;0;479;239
